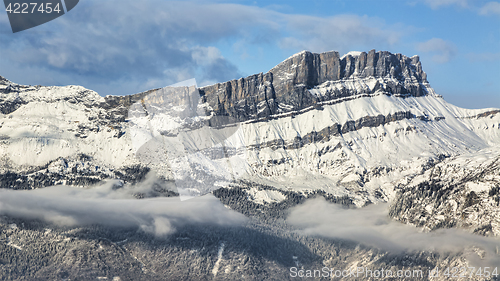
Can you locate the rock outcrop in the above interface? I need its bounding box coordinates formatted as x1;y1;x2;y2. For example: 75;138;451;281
199;50;429;122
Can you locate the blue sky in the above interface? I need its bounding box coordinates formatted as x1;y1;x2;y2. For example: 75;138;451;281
0;0;498;108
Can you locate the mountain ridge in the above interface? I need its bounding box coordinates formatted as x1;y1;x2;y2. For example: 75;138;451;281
1;50;500;280
199;49;432;123
0;50;499;200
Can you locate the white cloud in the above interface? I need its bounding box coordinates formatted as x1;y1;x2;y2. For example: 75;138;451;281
286;198;500;267
0;180;247;236
479;1;500;16
0;0;255;95
422;0;470;9
278;14;404;54
420;0;500;16
416;38;457;63
192;46;223;66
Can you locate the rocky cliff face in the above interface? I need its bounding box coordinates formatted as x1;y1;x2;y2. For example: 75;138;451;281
1;50;500;280
0;50;499;203
199;50;429;122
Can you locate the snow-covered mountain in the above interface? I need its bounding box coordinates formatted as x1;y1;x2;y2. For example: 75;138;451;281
1;49;500;280
1;49;499;204
391;144;500;235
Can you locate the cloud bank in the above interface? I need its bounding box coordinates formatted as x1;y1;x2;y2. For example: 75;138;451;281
0;180;247;236
287;198;500;266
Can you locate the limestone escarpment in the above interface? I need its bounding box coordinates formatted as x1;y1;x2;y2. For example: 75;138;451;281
199;50;429;122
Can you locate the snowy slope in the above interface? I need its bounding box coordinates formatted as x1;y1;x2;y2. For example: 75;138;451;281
390;144;500;236
232;93;500;204
1;50;500;281
0;82;133;169
1;50;500;205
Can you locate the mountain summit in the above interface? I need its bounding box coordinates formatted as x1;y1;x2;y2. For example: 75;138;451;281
1;50;500;280
0;49;499;202
200;50;432;122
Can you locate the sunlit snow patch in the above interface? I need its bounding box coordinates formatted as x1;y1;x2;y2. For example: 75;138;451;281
128;79;247;200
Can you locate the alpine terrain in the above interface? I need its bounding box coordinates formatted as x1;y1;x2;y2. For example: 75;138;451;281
0;49;499;280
